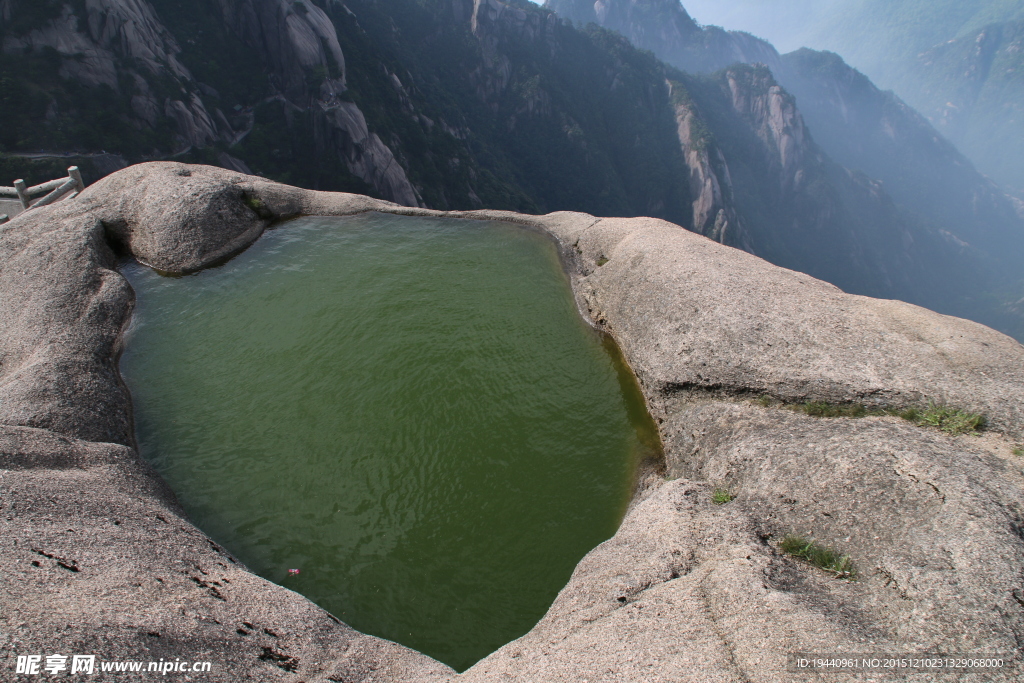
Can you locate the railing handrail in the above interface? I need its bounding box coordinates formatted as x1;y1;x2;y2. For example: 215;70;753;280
27;177;69;195
0;166;85;216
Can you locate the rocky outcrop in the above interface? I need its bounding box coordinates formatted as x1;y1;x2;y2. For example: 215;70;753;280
471;0;559;42
3;163;1023;681
464;0;560;104
723;67;809;194
318;101;421;207
666;80;748;250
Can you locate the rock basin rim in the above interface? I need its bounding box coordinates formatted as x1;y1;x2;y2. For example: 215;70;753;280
2;162;1023;682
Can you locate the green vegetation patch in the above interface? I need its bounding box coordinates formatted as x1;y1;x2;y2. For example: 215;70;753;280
779;534;856;579
776;399;986;436
915;404;987;436
797;401;871;418
241;193;272;220
712;488;733;505
1013;447;1023;457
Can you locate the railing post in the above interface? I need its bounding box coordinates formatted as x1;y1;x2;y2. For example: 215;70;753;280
14;179;29;209
68;166;84;193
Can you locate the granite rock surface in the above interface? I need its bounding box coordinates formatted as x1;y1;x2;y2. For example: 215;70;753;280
2;162;1023;681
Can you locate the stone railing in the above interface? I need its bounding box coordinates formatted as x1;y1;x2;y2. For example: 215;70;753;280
0;166;85;224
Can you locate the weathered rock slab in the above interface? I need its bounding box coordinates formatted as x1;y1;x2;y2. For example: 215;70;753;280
2;162;1022;681
544;214;1024;439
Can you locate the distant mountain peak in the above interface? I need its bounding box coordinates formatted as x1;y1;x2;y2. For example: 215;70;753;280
545;0;781;73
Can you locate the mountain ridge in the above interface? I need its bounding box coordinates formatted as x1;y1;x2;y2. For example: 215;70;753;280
543;0;1024;338
678;0;1024;200
2;0;1023;339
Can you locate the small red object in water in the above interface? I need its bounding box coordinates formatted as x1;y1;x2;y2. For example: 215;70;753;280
288;569;300;575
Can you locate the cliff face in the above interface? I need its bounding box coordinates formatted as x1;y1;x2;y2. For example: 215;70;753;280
466;0;561;103
667;80;746;249
0;0;420;205
0;0;222;149
378;0;697;222
214;0;347;103
724;68;809;193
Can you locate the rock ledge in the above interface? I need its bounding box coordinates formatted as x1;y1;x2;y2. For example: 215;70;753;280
2;163;1023;682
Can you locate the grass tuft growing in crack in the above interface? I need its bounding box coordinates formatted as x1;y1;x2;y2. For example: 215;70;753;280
772;399;986;436
712;488;733;505
916;404;986;436
798;401;868;418
242;193;273;220
779;535;855;579
1012;447;1022;457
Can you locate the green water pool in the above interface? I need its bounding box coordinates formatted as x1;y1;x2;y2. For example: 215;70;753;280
119;213;660;671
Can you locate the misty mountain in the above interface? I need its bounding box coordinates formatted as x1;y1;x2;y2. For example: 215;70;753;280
896;19;1024;199
676;0;1024;200
665;63;1003;317
779;48;1024;260
681;0;1024;67
1;0;1022;339
803;0;1024;85
546;0;1024;336
798;0;1024;199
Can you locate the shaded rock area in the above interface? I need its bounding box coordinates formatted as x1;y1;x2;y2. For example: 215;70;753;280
2;162;1023;681
0;0;419;206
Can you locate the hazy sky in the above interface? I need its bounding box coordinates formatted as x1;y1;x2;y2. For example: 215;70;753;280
679;0;839;52
533;0;839;54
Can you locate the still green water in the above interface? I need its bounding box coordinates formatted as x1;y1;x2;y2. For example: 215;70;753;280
119;213;659;671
